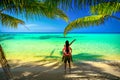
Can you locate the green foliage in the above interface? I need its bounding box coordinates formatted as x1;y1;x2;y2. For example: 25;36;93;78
43;0;120;36
44;0;118;10
64;15;108;35
1;0;120;33
0;0;68;28
91;2;120;15
54;9;68;22
0;13;24;28
64;1;120;35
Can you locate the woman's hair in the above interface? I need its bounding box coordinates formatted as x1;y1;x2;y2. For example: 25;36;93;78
65;40;69;54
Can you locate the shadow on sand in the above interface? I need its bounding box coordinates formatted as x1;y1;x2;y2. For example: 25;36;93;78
0;53;120;80
42;52;104;62
0;59;119;80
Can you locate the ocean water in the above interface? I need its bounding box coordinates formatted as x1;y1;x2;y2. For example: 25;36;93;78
0;33;120;61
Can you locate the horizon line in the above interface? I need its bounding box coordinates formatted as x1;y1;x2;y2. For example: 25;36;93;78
0;32;120;34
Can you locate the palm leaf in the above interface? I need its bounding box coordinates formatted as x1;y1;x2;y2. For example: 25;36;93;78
0;1;50;18
64;15;108;35
56;9;68;22
44;0;119;10
50;9;68;22
91;2;120;15
0;13;24;28
22;3;68;22
0;0;68;28
0;0;68;22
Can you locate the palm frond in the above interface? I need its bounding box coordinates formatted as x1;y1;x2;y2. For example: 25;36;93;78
0;13;24;28
64;15;108;35
0;0;68;22
44;0;119;10
54;9;68;22
0;0;32;8
0;1;47;17
44;0;72;10
91;2;120;15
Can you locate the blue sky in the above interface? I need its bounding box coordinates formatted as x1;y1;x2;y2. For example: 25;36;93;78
0;8;120;33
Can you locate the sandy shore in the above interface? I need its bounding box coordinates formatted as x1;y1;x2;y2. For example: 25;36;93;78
0;59;120;80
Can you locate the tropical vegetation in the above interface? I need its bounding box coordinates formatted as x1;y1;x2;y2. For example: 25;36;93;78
0;0;120;35
0;0;68;28
44;0;120;35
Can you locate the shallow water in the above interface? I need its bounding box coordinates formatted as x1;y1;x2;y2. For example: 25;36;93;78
0;33;120;61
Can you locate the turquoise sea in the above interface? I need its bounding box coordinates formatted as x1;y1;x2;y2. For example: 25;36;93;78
0;33;120;61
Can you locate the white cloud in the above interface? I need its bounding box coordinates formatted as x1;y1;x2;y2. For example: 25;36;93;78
25;24;39;27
